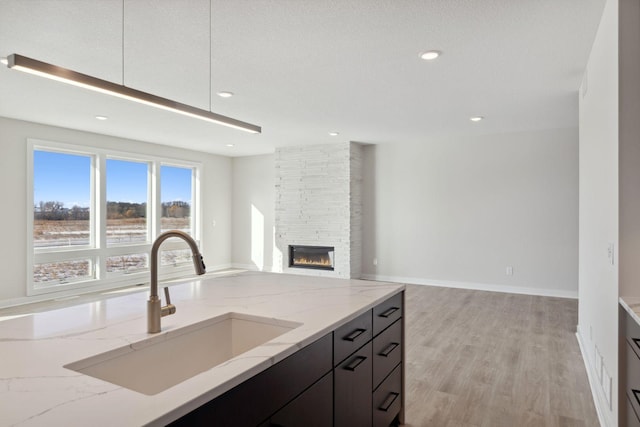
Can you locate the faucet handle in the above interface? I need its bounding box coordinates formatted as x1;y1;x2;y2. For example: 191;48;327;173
161;287;176;317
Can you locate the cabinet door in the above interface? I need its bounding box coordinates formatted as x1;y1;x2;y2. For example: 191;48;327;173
169;334;332;427
270;372;333;427
335;342;373;427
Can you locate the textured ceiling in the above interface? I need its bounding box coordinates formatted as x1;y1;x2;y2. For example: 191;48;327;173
0;0;606;156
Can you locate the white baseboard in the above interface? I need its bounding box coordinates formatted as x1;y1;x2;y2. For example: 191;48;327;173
360;274;578;299
576;326;609;427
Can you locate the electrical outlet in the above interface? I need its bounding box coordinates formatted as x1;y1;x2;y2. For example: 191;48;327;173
505;266;513;276
607;243;615;266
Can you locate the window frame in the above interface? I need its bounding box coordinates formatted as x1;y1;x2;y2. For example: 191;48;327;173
26;138;202;296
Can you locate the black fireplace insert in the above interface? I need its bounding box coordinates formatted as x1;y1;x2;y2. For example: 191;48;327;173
289;245;335;271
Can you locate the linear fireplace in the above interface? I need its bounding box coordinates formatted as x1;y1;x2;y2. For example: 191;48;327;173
289;245;335;271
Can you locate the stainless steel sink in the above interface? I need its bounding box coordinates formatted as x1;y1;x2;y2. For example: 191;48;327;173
64;312;301;395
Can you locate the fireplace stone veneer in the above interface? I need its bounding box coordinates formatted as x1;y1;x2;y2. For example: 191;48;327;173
275;142;362;279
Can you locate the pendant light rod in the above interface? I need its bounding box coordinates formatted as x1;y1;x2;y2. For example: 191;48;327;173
6;53;261;134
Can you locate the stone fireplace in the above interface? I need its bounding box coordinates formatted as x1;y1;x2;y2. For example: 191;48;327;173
275;142;362;279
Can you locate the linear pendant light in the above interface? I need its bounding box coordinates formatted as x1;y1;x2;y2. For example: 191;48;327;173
6;54;261;134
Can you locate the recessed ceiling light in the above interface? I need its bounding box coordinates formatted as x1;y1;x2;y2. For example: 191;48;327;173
329;132;339;136
470;116;484;122
95;115;108;120
217;91;234;98
226;144;234;147
420;50;441;61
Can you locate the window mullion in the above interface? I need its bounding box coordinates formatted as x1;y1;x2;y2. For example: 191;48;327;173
96;154;107;279
192;167;199;240
151;161;161;240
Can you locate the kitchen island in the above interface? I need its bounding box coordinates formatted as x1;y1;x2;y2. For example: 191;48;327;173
0;272;405;426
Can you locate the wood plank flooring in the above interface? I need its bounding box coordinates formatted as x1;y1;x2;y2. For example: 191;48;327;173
402;284;599;427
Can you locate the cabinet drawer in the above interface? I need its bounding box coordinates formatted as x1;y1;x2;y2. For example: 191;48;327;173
373;292;403;336
334;310;372;366
373;363;402;427
626;310;640;358
373;318;402;390
335;342;373;427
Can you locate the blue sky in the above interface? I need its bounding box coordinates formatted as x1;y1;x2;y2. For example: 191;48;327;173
34;151;192;208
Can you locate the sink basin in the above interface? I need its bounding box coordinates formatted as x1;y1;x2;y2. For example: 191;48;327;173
64;312;301;395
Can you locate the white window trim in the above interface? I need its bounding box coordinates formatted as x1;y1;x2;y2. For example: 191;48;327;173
26;138;202;296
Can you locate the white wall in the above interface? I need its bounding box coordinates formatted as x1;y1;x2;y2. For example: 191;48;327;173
577;0;619;425
231;128;579;298
231;154;277;272
361;128;579;297
0;116;232;304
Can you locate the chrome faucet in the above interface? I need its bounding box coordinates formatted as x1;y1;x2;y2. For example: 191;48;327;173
148;230;206;333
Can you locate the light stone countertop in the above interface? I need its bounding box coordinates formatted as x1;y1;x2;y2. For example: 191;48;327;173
0;271;405;426
620;296;640;326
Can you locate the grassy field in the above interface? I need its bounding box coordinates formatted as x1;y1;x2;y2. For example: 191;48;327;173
33;217;192;283
34;218;190;246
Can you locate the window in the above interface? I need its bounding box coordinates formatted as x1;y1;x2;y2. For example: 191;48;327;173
33;151;92;248
106;159;149;245
27;139;201;296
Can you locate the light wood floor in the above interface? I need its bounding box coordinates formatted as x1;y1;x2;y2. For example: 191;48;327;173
402;285;599;427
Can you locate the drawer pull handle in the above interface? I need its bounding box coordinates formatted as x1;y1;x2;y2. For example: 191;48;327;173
344;328;366;342
379;342;399;357
380;307;399;318
344;355;367;371
378;392;400;412
633;389;640;406
633;338;640;352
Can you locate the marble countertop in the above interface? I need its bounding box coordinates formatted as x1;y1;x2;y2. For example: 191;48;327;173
0;272;404;426
620;296;640;326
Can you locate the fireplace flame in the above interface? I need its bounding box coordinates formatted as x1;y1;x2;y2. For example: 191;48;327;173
294;256;332;267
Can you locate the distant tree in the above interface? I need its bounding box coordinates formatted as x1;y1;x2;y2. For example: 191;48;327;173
106;201;146;219
40;201;65;220
162;201;190;218
69;205;89;220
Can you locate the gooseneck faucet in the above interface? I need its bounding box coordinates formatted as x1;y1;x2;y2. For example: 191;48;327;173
148;230;206;333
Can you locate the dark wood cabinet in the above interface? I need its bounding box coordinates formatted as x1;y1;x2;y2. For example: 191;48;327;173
373;292;402;336
372;319;402;390
333;310;373;365
169;333;332;427
171;292;404;427
335;341;373;427
621;305;640;427
373;364;402;427
270;372;333;427
334;293;404;427
627;394;640;427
